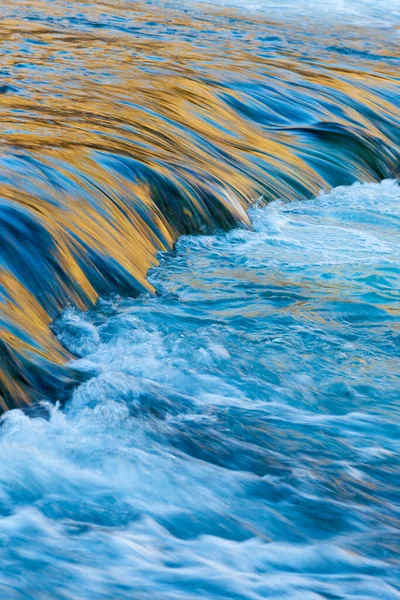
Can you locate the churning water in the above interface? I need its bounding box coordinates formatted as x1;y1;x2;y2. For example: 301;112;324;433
1;180;400;598
0;0;399;598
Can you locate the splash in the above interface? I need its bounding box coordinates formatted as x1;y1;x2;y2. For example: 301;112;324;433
0;180;399;598
0;0;399;408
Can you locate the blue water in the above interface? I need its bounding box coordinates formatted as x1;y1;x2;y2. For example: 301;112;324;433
199;0;400;27
1;180;399;599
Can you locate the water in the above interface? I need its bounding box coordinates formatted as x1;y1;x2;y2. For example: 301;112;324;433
0;0;399;597
200;0;400;27
0;0;399;407
0;180;399;598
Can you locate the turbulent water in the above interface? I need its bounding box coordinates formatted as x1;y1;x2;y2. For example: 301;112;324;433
1;180;400;598
0;0;399;598
0;0;399;408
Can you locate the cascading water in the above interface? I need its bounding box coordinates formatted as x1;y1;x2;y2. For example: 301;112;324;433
0;0;399;409
1;179;400;598
0;0;399;598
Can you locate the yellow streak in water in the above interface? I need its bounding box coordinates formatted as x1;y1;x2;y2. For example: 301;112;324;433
0;0;398;408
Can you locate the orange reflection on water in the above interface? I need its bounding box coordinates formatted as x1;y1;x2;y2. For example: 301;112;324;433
0;0;399;408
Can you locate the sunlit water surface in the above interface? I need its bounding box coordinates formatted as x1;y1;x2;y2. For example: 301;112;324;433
0;0;399;598
0;0;399;407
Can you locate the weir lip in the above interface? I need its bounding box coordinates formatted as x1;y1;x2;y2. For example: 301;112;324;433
0;0;399;410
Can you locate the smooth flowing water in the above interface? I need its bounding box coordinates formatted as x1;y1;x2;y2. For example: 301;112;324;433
0;0;399;598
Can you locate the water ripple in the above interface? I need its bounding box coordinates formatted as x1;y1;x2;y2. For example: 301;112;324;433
0;0;399;407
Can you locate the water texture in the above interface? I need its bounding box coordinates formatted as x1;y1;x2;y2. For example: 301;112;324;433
0;1;399;597
1;180;400;599
0;0;399;408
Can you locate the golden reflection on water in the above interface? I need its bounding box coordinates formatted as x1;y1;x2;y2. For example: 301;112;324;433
0;0;399;408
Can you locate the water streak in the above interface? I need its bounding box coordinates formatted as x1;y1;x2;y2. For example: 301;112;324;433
0;0;399;408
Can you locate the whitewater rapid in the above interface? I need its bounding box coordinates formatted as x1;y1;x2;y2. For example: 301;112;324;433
1;180;399;599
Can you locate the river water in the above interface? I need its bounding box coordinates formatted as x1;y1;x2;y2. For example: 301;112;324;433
0;1;399;598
